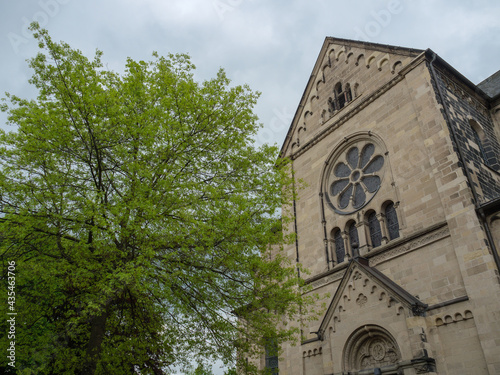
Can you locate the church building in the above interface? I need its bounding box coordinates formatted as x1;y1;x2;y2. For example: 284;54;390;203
270;37;500;375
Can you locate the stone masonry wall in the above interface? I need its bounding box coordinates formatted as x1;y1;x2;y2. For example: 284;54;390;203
430;66;500;204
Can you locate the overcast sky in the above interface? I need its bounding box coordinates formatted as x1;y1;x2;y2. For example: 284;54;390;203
1;0;500;148
1;0;500;372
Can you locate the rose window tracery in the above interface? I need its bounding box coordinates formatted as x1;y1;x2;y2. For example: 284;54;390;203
324;140;385;214
343;325;401;373
356;337;399;370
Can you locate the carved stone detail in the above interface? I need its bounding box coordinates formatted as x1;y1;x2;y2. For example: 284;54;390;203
356;293;367;307
370;225;449;266
308;269;345;291
357;338;399;369
344;325;401;372
435;309;474;326
303;346;323;358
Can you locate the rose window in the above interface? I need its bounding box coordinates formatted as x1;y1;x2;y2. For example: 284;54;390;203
324;141;385;214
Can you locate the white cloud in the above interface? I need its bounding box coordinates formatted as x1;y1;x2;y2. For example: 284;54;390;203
0;0;500;370
0;0;499;161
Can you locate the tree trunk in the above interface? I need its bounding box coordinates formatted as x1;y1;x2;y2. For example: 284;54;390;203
79;311;108;375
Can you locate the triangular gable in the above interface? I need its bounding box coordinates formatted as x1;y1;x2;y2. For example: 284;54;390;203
280;37;424;158
316;257;426;340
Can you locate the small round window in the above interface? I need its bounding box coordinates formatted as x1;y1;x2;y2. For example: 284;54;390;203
324;139;385;214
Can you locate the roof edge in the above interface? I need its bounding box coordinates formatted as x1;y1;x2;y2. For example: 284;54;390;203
279;40;495;159
316;257;427;341
279;37;424;158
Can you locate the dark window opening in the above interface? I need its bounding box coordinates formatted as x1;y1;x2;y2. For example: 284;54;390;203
334;229;345;264
368;211;382;248
333;82;353;111
336;83;346;109
385;202;400;240
265;339;279;375
345;83;352;102
471;125;488;162
348;222;359;257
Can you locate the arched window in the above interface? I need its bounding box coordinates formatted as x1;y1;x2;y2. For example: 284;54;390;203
367;211;382;248
348;221;359;257
335;82;346;109
345;83;352;103
333;82;353;111
385;202;400;240
333;229;345;264
265;338;279;375
470;120;488;163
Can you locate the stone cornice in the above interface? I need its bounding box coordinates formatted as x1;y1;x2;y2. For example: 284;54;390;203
304;222;449;291
369;222;449;266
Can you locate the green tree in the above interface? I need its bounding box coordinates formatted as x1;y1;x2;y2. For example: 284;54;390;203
0;25;310;375
184;363;215;375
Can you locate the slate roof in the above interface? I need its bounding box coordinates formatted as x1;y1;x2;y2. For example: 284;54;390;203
477;70;500;99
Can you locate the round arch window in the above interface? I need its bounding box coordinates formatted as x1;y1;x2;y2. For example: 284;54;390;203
323;138;386;215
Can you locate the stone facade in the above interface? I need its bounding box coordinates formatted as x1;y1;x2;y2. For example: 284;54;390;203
268;38;500;375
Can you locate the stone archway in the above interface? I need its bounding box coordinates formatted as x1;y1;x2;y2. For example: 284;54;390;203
343;325;401;373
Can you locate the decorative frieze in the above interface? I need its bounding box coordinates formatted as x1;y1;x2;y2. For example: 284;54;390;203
302;346;323;358
309;270;345;290
440;73;488;117
369;224;450;266
307;224;450;292
435;310;473;327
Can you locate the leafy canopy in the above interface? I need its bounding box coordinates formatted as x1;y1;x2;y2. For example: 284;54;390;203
0;24;311;375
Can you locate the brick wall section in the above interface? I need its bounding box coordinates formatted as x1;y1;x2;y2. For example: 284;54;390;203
430;67;500;204
422;63;500;374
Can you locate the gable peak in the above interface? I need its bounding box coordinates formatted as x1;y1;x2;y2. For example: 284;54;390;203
316;258;427;340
